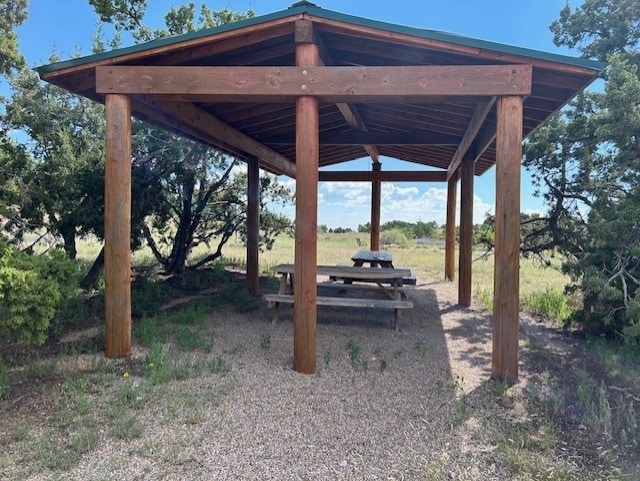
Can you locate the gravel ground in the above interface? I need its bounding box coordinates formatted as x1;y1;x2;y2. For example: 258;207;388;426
10;280;624;480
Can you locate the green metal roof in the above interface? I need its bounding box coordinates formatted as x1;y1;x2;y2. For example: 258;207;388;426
37;2;604;76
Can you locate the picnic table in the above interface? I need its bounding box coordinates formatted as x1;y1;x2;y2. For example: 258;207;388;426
264;264;413;330
351;250;394;268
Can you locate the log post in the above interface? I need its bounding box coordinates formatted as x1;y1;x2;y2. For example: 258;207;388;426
492;96;523;384
104;94;132;358
458;154;474;306
293;21;319;374
445;176;457;281
370;161;381;250
246;158;260;295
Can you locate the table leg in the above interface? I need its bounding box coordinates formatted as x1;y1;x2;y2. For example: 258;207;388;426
272;272;288;324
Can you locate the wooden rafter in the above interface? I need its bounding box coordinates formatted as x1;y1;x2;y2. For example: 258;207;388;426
299;19;379;162
446;98;496;180
150;100;296;177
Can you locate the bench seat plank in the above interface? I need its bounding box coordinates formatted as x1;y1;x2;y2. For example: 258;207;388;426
264;294;412;309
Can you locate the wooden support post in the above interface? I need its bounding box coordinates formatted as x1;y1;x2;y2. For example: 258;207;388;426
458;154;474;306
492;96;523;384
293;29;320;374
445;176;457;281
246;158;260;296
370;162;381;250
104;94;132;358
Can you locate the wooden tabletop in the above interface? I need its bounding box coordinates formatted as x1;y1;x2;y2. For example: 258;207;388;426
351;250;393;262
272;264;410;280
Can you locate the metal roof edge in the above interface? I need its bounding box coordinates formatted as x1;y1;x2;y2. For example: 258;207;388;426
303;6;605;72
36;2;604;77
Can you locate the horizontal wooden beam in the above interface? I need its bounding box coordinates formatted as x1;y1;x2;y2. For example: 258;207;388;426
151;100;296;177
261;130;462;145
96;65;532;103
318;170;446;182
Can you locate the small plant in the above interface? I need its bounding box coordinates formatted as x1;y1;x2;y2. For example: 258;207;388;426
323;351;332;365
347;338;361;365
525;288;573;323
111;415;144;440
260;333;271;350
175;325;209;352
474;285;493;311
379;359;388;372
0;360;10;400
70;429;100;454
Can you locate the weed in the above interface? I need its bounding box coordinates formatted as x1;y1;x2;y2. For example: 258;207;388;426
260;333;271;350
206;356;231;375
347;338;360;365
111;416;144;440
134;314;170;346
171;300;210;325
175;325;210;352
132;277;171;317
490;379;510;398
474;285;493;311
10;423;29;442
70;429;99;454
0;360;9;400
379;359;388;372
36;434;80;471
323;351;332;365
525;288;573;323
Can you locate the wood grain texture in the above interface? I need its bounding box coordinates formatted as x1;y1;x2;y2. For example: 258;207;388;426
492;96;523;384
445;177;457;281
104;94;132;358
447;98;496;180
151;101;296;177
458;154;474;306
246;158;260;295
96;65;533;101
370;162;381;250
293;42;320;374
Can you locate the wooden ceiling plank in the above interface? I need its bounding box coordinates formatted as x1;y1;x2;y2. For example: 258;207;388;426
446;97;496;180
259;130;461;145
96;64;533;99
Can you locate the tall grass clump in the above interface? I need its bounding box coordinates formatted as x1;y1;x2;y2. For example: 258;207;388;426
525;288;573;323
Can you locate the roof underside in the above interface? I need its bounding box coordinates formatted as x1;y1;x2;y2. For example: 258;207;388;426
37;3;603;177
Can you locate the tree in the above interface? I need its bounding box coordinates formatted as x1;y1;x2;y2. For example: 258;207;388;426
0;0;27;76
89;1;291;274
523;0;640;341
2;67;106;258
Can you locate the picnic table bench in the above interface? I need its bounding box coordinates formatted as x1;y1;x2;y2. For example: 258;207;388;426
264;264;413;330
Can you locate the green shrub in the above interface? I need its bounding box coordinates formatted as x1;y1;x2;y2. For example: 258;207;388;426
0;241;78;345
380;229;412;248
525;288;573;323
0;360;10;400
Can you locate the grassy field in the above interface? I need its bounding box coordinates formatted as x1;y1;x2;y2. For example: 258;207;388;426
211;231;571;317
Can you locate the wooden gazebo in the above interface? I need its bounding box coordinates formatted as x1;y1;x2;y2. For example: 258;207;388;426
37;1;602;382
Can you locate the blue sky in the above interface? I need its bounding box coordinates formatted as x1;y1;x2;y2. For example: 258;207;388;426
15;0;588;229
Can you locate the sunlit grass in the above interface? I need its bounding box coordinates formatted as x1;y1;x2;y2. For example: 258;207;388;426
211;231;569;301
76;231;570;303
